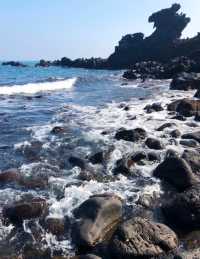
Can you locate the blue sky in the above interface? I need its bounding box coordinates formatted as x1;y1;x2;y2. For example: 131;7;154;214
0;0;199;60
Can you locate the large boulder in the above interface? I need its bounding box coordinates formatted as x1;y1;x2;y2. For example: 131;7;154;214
72;194;123;249
163;184;200;230
170;72;200;91
109;217;178;258
153;157;199;191
115;128;147;142
0;168;21;184
122;70;138;80
167;98;200;117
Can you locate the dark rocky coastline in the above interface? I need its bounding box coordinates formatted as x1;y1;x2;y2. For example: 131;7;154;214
0;3;200;259
36;3;200;72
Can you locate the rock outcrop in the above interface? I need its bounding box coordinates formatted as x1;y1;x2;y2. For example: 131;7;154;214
38;4;200;70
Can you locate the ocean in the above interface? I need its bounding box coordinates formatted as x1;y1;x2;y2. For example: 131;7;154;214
0;61;194;256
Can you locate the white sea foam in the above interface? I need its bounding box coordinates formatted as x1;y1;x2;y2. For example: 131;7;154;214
0;78;77;95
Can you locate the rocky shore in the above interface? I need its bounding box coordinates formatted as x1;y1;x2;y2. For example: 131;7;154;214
0;66;199;259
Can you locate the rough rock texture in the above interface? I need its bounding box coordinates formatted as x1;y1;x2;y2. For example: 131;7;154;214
115;128;147;142
153;157;199;191
168;99;200;117
109;217;178;258
72;194;123;249
163;184;200;230
0;168;21;184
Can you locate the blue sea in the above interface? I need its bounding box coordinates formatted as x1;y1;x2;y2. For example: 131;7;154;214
0;61;175;256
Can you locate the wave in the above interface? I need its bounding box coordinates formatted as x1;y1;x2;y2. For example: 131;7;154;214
0;78;77;95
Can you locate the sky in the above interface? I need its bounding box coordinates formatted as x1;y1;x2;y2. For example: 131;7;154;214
0;0;199;61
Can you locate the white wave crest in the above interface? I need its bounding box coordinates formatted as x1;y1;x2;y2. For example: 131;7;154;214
0;78;77;95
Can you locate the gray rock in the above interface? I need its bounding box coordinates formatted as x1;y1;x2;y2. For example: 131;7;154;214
73;194;123;248
110;217;178;259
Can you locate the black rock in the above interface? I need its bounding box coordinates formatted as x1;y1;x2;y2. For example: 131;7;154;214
145;138;164;150
122;70;138;80
170;72;200;91
144;103;164;113
68;156;86;170
182;131;200;143
89;152;104;165
148;151;160;162
153;157;199;191
170;129;181;138
162;183;200;231
2;61;27;67
115;128;147;142
157;123;175;131
131;151;147;162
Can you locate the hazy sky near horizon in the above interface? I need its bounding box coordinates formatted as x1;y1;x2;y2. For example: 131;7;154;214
0;0;199;60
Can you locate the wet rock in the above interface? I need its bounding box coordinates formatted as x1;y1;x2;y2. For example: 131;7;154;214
148;151;160;161
168;99;200;117
153;157;199;191
23;140;43;162
115;128;147;142
144;103;164;113
170;72;200;91
72;194;123;249
131;151;147;163
45;217;67;237
0;168;21;184
122;70;138;80
69;156;86;170
182;149;200;177
89;152;104;165
182;131;200;143
157;122;176;131
180;139;198;148
3;198;47;225
145;137;164;150
109;217;178;259
162;183;200;231
170;129;181;138
171;114;186;121
51;126;65;134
